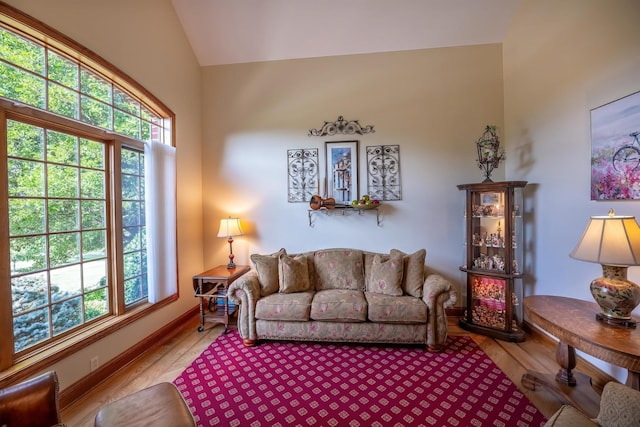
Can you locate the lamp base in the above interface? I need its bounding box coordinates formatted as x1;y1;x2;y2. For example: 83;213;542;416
595;312;637;328
226;237;236;269
590;265;640;329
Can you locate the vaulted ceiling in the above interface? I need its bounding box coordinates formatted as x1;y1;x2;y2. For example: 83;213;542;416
170;0;522;66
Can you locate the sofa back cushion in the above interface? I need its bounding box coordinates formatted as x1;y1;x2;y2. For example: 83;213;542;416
314;249;364;291
250;248;286;296
390;249;426;298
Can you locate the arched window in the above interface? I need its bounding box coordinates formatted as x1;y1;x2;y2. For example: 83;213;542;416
0;3;177;373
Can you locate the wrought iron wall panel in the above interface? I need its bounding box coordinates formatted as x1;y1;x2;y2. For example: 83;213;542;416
287;148;319;202
366;145;401;201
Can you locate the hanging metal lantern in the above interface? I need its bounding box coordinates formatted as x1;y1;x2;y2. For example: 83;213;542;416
475;125;505;183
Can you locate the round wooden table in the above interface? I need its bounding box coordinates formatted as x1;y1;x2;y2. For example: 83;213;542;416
521;295;640;418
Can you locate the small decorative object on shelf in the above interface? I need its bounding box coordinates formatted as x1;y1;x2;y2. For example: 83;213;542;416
350;194;380;209
458;180;527;342
307;198;381;227
309;195;336;210
475;125;505;183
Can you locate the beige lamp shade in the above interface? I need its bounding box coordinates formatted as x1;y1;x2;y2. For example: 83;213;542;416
217;217;243;238
570;214;640;266
570;212;640;326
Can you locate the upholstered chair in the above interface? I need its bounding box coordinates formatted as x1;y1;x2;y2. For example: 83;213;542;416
544;381;640;427
0;371;63;427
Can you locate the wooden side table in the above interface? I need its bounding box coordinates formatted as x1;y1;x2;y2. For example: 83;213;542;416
193;265;250;333
521;295;640;418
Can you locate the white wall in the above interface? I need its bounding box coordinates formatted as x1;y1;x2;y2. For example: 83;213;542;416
201;45;505;294
3;0;204;389
503;0;640;381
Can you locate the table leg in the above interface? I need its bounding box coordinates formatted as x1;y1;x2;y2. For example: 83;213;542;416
223;295;229;334
197;279;205;332
521;340;600;418
555;340;577;385
627;370;640;390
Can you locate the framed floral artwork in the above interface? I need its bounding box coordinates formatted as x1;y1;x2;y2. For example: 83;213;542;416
591;90;640;200
325;140;358;205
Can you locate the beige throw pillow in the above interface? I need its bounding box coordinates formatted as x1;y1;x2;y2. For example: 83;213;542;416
368;253;403;296
250;248;286;296
391;249;426;298
278;253;312;293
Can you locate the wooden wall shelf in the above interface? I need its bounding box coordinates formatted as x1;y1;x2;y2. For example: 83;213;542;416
307;207;381;227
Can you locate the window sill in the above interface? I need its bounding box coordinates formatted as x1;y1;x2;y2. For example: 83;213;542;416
0;294;177;386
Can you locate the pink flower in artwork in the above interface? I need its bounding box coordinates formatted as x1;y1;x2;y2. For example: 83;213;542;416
592;151;640;200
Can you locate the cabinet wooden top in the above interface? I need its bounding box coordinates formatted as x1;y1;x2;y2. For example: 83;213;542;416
457;181;528;191
524;295;640;371
193;265;250;281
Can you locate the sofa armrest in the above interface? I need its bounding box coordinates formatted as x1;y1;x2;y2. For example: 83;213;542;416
228;270;261;345
422;274;457;353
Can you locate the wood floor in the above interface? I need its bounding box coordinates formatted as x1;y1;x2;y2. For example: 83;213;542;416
61;316;608;426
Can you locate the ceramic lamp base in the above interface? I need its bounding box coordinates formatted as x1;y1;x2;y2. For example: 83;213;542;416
590;265;640;329
595;312;637;328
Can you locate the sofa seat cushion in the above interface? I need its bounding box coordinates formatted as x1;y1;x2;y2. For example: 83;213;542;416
314;249;364;291
365;292;427;324
255;291;314;321
310;289;367;322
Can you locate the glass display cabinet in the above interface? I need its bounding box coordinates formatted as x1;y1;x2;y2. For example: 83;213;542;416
457;181;527;342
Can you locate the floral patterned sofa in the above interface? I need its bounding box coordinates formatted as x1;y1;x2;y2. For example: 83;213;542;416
228;248;457;352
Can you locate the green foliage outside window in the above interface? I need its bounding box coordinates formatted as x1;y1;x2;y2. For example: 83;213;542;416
1;20;165;356
0;26;165;142
8;120;110;352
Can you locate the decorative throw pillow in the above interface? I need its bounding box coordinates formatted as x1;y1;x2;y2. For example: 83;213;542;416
364;252;389;290
390;249;426;298
368;253;403;296
278;253;312;293
250;248;286;296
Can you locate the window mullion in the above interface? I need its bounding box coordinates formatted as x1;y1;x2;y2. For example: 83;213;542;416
110;142;125;314
0;110;14;370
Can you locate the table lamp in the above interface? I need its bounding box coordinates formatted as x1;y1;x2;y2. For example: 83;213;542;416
569;209;640;328
217;217;243;269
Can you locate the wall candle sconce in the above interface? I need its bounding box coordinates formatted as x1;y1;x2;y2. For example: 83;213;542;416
217;217;243;269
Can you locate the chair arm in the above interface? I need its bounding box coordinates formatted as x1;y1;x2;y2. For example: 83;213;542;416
228;270;261;344
0;371;62;427
422;274;457;353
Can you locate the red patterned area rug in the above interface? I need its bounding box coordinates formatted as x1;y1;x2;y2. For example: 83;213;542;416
174;330;547;426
